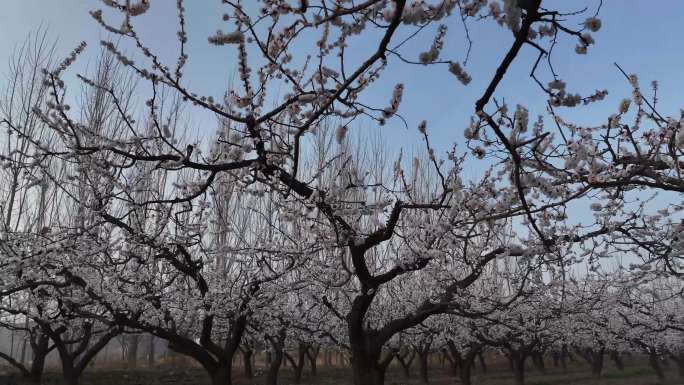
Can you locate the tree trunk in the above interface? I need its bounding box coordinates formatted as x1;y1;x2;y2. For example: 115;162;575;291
59;358;80;385
241;349;253;378
590;349;604;378
477;351;487;373
417;348;429;383
577;347;604;378
25;347;48;384
610;350;624;371
349;334;388;385
560;345;568;374
443;342;462;378
351;356;386;385
324;350;332;367
208;363;231;385
531;352;546;373
147;334;155;368
266;348;283;385
396;351;415;379
288;343;307;384
127;334;139;368
509;351;527;385
459;359;473;385
649;351;665;382
265;330;286;385
307;345;319;376
671;352;684;378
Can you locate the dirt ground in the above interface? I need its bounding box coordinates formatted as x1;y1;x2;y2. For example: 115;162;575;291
15;364;681;385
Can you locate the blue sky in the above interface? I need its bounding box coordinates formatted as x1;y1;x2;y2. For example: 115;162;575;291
1;1;680;274
1;0;684;179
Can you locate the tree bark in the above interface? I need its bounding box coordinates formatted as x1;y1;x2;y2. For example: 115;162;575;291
306;344;319;376
396;350;415;378
670;352;684;378
350;355;387;385
265;329;286;385
477;350;487;373
459;358;473;385
508;350;527;385
208;363;231;385
126;334;139;368
560;345;568;374
284;342;307;384
531;352;546;373
241;348;253;378
609;350;624;371
576;347;604;378
416;345;430;383
147;334;155;368
648;351;665;382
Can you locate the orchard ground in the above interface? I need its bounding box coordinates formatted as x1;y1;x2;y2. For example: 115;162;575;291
4;359;680;385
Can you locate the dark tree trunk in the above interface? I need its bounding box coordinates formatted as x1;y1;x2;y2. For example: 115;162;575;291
351;355;386;385
241;349;253;378
396;350;415;379
265;329;286;385
649;351;665;382
443;343;460;377
147;334;155;368
610;350;624;371
531;352;546;373
25;335;49;384
266;349;283;385
324;350;332;367
459;359;473;385
671;352;684;378
126;334;139;368
590;349;604;378
284;342;307;384
58;355;81;385
208;363;231;385
348;331;392;385
509;350;527;385
306;345;319;376
576;347;604;378
48;324;121;385
560;345;568;374
670;351;684;378
416;345;430;383
477;350;487;373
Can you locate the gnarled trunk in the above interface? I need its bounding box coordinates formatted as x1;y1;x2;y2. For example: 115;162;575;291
396;350;415;378
306;344;319;376
265;329;286;385
284;342;307;384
